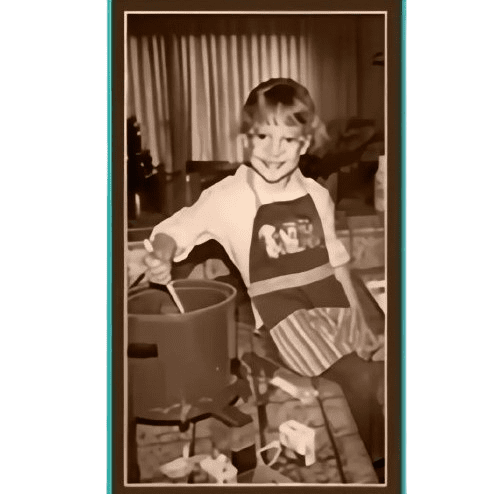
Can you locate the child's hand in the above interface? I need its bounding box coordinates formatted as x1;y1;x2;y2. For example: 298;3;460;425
350;305;383;361
144;255;173;285
143;234;177;285
371;337;385;362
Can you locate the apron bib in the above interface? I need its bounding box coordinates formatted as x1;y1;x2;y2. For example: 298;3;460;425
247;189;376;377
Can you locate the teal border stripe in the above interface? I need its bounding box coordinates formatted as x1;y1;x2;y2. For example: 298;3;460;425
105;7;406;492
401;1;406;493
107;1;112;493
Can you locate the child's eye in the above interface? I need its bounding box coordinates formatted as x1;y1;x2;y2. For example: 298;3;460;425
256;134;267;140
284;137;295;143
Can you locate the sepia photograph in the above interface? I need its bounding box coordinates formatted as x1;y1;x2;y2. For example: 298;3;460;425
110;1;403;489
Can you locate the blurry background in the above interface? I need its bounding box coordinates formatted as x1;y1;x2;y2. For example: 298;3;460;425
127;14;384;169
126;13;386;296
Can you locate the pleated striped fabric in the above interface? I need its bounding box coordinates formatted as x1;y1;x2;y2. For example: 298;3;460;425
270;307;379;377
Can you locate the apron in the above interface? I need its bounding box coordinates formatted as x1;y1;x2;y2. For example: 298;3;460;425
247;181;378;377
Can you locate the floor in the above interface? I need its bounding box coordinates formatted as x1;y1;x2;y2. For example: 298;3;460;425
135;324;379;484
134;270;385;484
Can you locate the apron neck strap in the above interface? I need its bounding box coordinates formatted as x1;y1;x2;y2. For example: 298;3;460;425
246;164;262;209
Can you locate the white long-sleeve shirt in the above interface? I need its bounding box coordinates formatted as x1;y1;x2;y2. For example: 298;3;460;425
151;164;350;328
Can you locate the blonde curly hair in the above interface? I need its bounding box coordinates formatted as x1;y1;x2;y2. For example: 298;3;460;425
240;78;317;135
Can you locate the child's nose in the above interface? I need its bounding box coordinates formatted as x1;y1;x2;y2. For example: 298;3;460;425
269;137;283;156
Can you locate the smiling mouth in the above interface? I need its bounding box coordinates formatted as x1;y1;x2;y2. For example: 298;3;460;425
263;160;285;168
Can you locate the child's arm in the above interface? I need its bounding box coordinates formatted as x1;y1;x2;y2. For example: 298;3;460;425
335;263;383;361
315;187;382;359
333;264;360;307
315;187;350;268
149;185;223;263
316;187;362;309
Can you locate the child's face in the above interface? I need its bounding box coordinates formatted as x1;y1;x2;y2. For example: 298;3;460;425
245;122;311;184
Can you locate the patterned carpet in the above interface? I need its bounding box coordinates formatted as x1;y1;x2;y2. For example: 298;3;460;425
135;319;380;484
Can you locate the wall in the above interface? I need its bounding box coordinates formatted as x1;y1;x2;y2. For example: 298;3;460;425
357;16;385;132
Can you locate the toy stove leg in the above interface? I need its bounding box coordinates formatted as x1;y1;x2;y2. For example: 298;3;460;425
213;406;257;475
186;422;197;484
311;376;347;483
127;414;141;483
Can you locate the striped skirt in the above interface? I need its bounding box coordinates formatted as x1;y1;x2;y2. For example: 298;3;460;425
270;307;380;377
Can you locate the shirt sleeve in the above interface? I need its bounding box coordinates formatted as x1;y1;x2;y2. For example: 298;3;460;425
314;186;351;268
150;185;223;263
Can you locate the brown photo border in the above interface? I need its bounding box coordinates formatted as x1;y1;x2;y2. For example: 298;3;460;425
110;1;404;492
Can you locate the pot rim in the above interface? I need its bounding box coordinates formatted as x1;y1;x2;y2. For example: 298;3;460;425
128;278;237;319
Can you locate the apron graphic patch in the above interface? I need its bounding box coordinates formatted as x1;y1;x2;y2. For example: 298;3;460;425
258;218;323;259
249;194;329;284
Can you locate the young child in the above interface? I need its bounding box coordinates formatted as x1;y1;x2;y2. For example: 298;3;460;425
145;78;384;462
